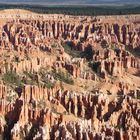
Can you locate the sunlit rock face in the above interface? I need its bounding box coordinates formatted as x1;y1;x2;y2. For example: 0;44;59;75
0;9;139;140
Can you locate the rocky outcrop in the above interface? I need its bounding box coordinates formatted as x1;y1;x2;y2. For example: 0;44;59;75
0;84;139;139
0;10;139;140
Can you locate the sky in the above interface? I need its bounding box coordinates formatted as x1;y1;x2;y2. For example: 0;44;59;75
0;0;139;5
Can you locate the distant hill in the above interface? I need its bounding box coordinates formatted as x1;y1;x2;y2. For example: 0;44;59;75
0;0;140;5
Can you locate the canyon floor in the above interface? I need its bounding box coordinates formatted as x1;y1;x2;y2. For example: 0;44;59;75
0;9;139;140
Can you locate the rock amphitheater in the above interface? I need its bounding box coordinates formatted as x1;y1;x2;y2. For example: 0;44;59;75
0;9;139;140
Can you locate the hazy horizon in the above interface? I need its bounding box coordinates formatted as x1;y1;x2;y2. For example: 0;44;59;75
0;0;139;5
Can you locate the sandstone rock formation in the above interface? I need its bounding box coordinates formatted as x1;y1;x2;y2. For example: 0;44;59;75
0;9;139;140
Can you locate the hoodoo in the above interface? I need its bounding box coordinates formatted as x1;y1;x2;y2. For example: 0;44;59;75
0;9;139;140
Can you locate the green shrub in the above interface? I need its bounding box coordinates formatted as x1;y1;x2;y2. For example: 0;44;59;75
81;45;94;60
23;71;38;85
23;71;34;79
126;45;140;58
3;71;20;86
53;69;74;85
115;124;124;131
63;44;82;58
43;80;54;89
89;61;100;73
39;67;48;78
